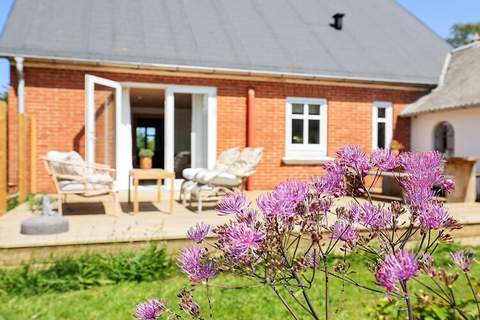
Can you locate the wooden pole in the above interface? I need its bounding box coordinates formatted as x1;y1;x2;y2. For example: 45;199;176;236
0;101;7;214
30;117;37;194
18;113;27;203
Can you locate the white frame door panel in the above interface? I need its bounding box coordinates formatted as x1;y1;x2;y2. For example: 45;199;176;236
85;74;132;189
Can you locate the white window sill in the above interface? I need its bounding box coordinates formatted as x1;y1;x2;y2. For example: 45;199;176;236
282;156;333;165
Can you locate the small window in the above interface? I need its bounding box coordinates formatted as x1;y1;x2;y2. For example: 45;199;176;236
372;102;393;150
434;121;454;157
285;98;328;159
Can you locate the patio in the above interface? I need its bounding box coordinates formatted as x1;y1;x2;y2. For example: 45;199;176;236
1;189;480;265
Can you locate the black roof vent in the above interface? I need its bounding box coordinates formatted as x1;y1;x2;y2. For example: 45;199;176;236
330;13;345;30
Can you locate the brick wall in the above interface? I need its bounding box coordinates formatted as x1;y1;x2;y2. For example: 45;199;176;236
7;65;422;192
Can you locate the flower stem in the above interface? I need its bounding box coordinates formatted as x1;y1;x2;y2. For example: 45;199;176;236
465;273;480;317
401;281;414;320
324;259;330;320
270;284;300;320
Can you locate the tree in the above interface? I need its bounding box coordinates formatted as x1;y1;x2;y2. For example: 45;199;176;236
447;23;480;47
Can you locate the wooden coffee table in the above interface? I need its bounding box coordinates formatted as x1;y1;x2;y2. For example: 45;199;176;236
128;169;175;214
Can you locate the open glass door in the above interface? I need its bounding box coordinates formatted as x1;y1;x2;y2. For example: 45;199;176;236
85;75;132;189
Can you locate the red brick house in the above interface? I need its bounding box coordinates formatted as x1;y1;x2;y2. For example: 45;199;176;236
0;0;450;192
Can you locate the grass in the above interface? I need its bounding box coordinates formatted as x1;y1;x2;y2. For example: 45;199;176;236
0;244;478;319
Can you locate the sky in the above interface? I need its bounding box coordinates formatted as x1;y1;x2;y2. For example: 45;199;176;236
0;0;480;93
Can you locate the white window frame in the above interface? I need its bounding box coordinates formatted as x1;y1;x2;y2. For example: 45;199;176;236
372;101;393;150
284;97;328;162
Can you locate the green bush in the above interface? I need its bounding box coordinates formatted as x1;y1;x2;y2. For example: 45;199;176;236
0;245;174;297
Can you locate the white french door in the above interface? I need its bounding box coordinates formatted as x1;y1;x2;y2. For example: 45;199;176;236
84;75;132;189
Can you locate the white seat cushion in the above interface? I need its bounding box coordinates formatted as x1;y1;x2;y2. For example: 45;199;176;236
58;181;109;192
195;170;242;187
182;168;206;180
209;172;242;187
86;173;114;184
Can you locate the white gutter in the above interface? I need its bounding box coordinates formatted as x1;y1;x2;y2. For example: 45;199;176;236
1;52;438;86
14;56;24;113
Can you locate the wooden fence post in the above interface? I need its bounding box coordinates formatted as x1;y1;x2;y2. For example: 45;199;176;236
18;113;27;203
0;101;7;214
30;117;37;194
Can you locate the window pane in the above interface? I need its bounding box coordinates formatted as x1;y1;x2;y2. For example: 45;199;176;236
147;136;156;152
136;128;146;149
308;120;320;144
377;107;386;118
146;127;156;135
308;104;321;115
292;104;304;114
377;122;385;148
291;119;304;144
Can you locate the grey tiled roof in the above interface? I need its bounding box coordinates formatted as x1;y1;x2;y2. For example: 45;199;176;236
401;42;480;116
0;0;451;84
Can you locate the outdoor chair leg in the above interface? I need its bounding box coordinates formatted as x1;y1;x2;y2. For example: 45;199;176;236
197;188;203;214
111;192;119;216
57;193;63;215
180;180;186;203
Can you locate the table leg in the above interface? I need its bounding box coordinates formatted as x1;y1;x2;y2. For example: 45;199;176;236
127;174;131;213
157;177;162;203
169;176;174;213
133;177;139;215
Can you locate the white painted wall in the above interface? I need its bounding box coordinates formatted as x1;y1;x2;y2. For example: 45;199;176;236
411;107;480;175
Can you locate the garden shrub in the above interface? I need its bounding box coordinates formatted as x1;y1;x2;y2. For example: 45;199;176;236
0;245;174;296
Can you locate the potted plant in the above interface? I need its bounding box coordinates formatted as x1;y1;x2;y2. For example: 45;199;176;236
139;149;154;169
390;139;405;156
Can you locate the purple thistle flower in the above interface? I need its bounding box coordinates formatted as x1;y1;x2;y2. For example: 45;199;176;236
330;219;358;243
375;250;418;292
134;299;167;320
371;149;398;171
345;202;362;223
358;203;392;229
178;247;217;282
337;145;372;175
312;161;345;197
419;202;450;230
187;222;212;243
375;265;398;292
235;208;259;225
196;260;218;280
222;222;264;259
218;193;248;215
440;177;455;193
275;180;309;203
450;251;474;272
399;151;445;207
257;191;297;220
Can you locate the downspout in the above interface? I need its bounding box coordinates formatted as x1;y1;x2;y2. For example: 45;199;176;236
246;88;255;191
15;57;27;202
14;57;24;113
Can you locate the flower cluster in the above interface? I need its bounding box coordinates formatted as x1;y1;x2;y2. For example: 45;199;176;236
450;251;474;272
178;247;217;282
135;145;471;320
134;299;167;320
375;250;418;292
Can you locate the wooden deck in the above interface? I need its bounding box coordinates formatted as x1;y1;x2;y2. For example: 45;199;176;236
1;189;480;265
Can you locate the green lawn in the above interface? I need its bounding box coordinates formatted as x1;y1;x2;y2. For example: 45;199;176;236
0;246;478;320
